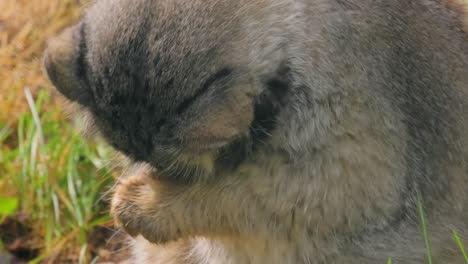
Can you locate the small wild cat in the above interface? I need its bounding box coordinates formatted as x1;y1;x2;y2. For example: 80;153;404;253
44;0;468;263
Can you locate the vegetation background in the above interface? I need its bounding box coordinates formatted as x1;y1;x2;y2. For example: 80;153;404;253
0;0;128;263
1;0;468;264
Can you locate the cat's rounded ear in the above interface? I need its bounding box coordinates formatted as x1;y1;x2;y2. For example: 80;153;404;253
43;23;92;105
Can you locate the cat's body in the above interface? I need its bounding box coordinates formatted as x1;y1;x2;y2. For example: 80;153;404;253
44;0;468;263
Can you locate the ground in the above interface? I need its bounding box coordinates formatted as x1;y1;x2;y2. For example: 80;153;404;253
0;0;129;263
1;0;468;264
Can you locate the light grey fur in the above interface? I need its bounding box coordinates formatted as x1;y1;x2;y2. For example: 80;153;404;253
44;0;468;263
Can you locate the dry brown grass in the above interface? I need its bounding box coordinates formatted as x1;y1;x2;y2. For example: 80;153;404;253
0;0;85;125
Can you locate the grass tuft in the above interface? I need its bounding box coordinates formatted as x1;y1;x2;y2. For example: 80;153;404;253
417;192;433;264
453;230;468;263
0;89;116;262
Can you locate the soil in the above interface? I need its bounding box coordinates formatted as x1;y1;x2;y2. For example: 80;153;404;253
0;217;130;264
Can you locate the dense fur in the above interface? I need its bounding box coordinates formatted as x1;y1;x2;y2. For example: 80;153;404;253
44;0;468;263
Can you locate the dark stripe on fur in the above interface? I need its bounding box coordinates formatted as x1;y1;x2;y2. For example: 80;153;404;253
176;68;233;114
215;64;292;172
75;22;93;105
250;65;291;144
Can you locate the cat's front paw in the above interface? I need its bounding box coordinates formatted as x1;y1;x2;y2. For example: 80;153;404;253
111;169;181;244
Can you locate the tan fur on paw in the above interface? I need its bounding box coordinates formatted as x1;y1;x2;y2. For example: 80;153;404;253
111;171;159;237
111;167;182;244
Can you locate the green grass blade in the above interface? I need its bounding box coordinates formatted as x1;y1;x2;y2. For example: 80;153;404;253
78;243;88;264
387;257;392;264
417;192;433;264
0;197;18;216
24;87;44;145
453;230;468;263
0;124;11;146
52;192;61;226
90;256;100;264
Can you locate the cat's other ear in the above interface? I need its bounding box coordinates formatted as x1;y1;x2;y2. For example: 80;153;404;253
43;23;92;105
